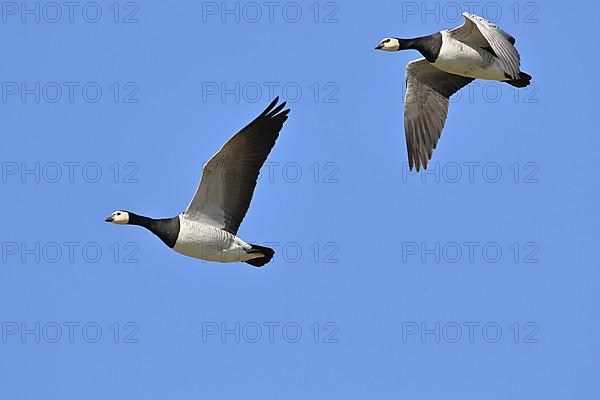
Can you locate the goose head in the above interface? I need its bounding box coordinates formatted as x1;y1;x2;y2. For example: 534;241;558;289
105;210;130;224
375;38;401;52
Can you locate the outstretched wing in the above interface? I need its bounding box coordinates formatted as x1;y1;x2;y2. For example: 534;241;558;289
449;12;520;79
184;98;290;234
404;59;474;171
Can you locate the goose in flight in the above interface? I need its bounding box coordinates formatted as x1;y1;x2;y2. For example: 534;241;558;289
376;12;532;171
105;98;290;267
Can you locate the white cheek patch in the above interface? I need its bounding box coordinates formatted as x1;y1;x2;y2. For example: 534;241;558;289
111;212;129;224
388;41;400;51
380;40;399;51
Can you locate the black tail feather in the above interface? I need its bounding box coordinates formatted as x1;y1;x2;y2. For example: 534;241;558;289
245;244;275;267
505;71;532;88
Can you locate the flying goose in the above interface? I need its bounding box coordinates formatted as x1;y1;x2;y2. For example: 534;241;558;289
105;98;290;267
376;12;532;171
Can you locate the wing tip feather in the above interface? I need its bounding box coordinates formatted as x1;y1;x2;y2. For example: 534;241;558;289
259;97;291;121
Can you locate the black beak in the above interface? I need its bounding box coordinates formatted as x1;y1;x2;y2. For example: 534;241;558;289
375;44;383;50
105;216;113;223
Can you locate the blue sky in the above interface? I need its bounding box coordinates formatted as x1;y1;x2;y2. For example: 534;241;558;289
0;1;597;398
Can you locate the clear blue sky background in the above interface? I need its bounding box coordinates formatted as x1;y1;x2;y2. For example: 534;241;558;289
1;0;597;398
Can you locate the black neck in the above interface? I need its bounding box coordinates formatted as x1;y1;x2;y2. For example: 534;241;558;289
397;33;442;63
128;213;180;248
397;37;420;49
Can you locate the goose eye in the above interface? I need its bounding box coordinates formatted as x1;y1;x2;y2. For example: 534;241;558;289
117;212;121;216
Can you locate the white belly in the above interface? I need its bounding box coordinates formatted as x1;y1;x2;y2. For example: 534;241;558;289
432;32;508;81
173;215;257;263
